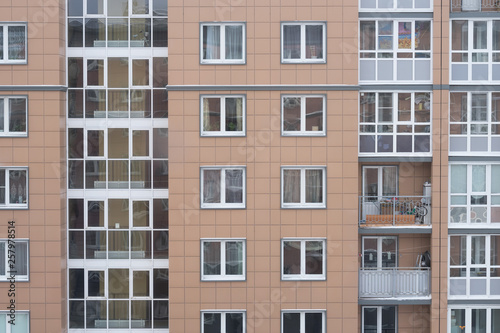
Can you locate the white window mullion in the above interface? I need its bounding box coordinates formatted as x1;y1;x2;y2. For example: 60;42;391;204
220;169;226;204
300;312;305;333
220;98;226;134
301;25;306;60
300;241;306;277
301;97;306;132
220;241;226;276
300;169;306;204
220;26;226;61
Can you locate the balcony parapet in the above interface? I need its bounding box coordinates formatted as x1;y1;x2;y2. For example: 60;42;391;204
451;0;500;12
359;267;431;299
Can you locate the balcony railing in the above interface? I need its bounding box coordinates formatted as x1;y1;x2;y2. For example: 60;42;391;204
451;0;500;11
359;267;431;298
359;196;431;227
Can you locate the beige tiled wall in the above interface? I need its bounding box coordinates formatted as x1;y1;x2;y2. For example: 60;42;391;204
0;0;66;332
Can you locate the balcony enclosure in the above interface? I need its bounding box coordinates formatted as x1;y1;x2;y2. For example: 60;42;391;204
451;0;500;12
359;164;432;228
360;236;431;299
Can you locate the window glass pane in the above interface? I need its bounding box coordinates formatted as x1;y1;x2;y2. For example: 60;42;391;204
108;160;128;188
494;21;500;51
133;130;149;156
87;130;104;156
131;89;151;116
85;18;105;47
203;170;221;203
133;201;149;227
225;25;243;60
8;26;25;60
0;99;4;132
11;313;29;333
131;160;151;188
382;306;396;332
69;230;84;258
153;199;168;229
0;242;5;276
9;170;26;204
108;230;129;258
108;0;128;16
398;22;412;49
11;242;28;276
108;128;129;158
305;241;323;274
225;169;243;204
108;90;129;114
203;25;220;59
87;0;104;14
363;307;377;332
153;89;168;118
68;18;83;47
68;128;84;158
305;313;323;333
131;18;151;47
451;165;467;193
360;93;375;123
153;18;168;47
226;313;243;333
415;93;431;121
204;241;221;275
108;58;129;88
132;230;151;258
415;21;431;51
283;241;301;274
493;166;500;194
85;89;106;117
132;59;149;86
0;27;2;59
153;230;168;258
68;0;83;16
153;0;168;16
153;268;169;298
306;97;323;131
382;166;397;196
203;98;221;131
283;97;301;132
378;93;393;121
87;59;104;86
108;198;129;229
226;97;243;132
492;309;500;332
109;300;129;328
153;160;168;188
203;313;221;333
305;169;323;203
471;236;485;264
153;300;169;328
153;57;168;87
133;271;149;297
69;199;84;229
7;98;26;133
226;241;243;275
471;309;486;333
86;300;106;328
450;236;466;266
360;21;375;51
88;270;105;296
363;238;378;267
283;313;301;333
398;93;411;121
471;94;487;121
133;0;149;14
109;269;129;298
0;169;4;204
283;25;301;59
88;201;104;227
86;230;106;258
452;21;468;51
305;25;323;59
132;300;152;328
283;169;300;203
472;165;486;192
153;128;168;158
474;21;487;49
69;300;85;328
108;18;128;46
378;21;393;50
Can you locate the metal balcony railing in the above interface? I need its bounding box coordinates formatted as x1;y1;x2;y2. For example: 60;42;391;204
359;196;431;227
451;0;500;11
359;267;431;298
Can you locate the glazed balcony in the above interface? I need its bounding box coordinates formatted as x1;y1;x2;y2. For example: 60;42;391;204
451;0;500;11
359;267;431;299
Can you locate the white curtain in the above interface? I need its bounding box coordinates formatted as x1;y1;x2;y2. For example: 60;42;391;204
305;25;323;58
382;166;397;197
225;25;242;60
203;170;221;203
203;26;220;59
283;170;300;203
283;25;300;59
305;170;323;203
472;165;486;193
8;26;25;60
225;169;243;203
14;241;28;276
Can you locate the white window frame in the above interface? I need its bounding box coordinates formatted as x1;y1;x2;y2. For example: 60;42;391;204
201;310;246;333
359;0;433;11
281;310;326;333
450;20;500;83
449;163;500;226
359;91;432;156
359;19;432;83
201;239;246;281
281;166;326;209
0;96;27;137
281;22;326;63
449;234;500;299
281;95;326;136
0;239;29;281
0;23;27;64
361;306;397;333
200;22;246;64
448;307;500;333
0;167;28;209
281;238;326;281
200;95;246;136
200;166;246;209
0;311;29;332
449;92;500;155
